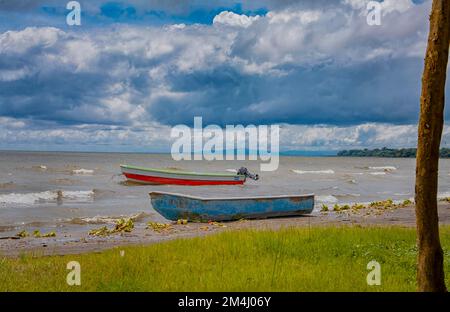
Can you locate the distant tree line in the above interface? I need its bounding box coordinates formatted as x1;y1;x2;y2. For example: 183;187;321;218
337;147;450;158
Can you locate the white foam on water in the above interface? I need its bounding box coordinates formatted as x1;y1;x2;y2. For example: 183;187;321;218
369;166;397;171
394;192;411;196
226;169;238;173
69;212;148;225
62;190;95;200
71;216;121;225
369;172;386;176
0;191;56;205
333;193;361;198
315;195;338;204
72;169;94;175
0;190;94;205
292;169;335;175
438;192;450;199
31;165;47;170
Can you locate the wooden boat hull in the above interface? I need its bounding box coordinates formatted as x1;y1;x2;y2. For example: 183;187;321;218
150;191;315;221
120;165;246;186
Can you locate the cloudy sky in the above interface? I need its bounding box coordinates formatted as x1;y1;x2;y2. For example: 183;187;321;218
0;0;448;153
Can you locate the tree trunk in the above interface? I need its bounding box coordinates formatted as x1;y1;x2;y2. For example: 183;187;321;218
415;0;449;292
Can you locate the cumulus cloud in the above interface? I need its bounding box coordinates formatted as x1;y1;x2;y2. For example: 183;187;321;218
0;116;172;152
213;11;261;27
280;123;427;150
344;0;414;15
1;116;448;152
0;0;447;151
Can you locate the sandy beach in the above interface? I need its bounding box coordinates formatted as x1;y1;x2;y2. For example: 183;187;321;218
1;201;449;258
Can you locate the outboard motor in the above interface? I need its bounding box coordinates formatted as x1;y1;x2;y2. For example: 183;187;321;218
237;167;259;181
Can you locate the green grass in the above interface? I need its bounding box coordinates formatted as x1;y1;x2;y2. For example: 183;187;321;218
1;226;449;291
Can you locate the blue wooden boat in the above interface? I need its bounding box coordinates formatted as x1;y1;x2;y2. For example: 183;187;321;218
149;191;314;222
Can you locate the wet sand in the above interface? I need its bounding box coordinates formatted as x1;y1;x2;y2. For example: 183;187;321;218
1;202;449;257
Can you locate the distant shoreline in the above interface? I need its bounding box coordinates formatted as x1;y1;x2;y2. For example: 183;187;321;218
337;147;450;158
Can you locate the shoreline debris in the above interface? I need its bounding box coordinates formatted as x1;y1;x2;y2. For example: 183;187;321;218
89;218;134;236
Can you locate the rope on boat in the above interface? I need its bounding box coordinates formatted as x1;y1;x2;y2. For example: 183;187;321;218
237;167;259;181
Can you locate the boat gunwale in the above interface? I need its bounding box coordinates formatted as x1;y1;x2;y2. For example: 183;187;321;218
120;164;243;177
149;191;315;201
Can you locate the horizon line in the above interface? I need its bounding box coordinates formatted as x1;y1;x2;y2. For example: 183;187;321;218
0;148;339;156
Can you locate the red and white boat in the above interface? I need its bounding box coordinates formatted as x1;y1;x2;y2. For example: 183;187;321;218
120;165;258;186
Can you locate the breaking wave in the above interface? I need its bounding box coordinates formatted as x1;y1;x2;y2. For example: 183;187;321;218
368;166;397;171
438;192;450;199
68;212;149;225
394;192;411;196
333;193;361;199
31;165;47;171
72;169;94;175
0;190;95;205
292;169;335;175
315;195;338;204
369;172;386;176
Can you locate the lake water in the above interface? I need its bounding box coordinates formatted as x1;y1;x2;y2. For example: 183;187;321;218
1;151;449;233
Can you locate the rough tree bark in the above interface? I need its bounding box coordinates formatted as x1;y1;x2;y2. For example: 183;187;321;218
415;0;449;292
